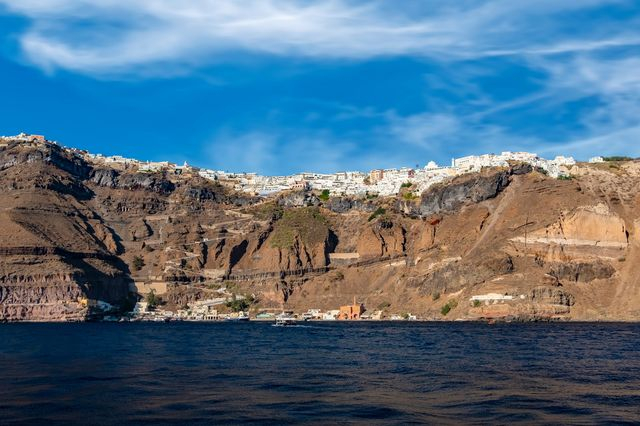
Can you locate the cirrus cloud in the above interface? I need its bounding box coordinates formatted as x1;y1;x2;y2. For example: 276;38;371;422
0;0;637;77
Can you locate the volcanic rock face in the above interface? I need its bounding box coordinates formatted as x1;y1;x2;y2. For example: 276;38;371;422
2;138;640;321
548;261;615;283
415;169;512;217
324;197;377;214
356;220;406;258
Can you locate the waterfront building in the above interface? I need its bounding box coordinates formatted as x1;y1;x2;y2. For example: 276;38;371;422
338;297;365;320
323;310;340;320
303;309;323;319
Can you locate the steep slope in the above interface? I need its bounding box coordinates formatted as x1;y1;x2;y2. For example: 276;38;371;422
0;142;130;320
1;138;639;321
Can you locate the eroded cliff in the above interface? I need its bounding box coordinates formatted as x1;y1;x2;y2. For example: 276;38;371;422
1;138;640;321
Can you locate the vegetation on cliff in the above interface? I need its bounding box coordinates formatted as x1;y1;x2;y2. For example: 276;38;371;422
270;207;329;249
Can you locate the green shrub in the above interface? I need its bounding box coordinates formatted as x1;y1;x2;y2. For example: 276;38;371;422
473;300;482;308
368;207;386;222
226;298;249;312
319;189;330;201
226;294;255;312
402;192;418;200
603;156;633;162
132;256;145;271
557;174;573;180
146;289;159;309
400;182;413;188
441;299;458;316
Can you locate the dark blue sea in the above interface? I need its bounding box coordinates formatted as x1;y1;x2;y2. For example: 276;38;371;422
1;322;640;425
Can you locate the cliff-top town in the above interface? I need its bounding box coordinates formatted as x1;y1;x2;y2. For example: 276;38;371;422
1;132;595;198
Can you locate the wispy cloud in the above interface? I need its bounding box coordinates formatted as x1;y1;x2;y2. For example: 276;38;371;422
0;0;635;76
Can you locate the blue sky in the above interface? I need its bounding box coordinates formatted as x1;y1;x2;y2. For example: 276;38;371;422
1;1;639;175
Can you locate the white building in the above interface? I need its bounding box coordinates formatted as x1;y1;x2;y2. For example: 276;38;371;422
322;310;340;320
470;293;514;303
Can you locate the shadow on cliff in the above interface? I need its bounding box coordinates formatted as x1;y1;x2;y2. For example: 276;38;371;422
63;255;136;314
324;230;339;265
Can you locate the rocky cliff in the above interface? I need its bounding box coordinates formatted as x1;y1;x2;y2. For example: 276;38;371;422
1;138;639;321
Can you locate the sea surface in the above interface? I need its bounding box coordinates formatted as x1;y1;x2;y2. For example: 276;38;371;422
1;322;640;425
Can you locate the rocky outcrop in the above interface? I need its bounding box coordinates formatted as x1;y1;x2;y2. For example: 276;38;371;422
527;204;629;246
111;173;175;194
46;148;92;179
470;284;575;321
415;170;512;217
89;167;175;194
357;219;406;258
233;228;336;273
277;191;320;208
548;261;615;283
130;219;153;241
185;186;218;202
409;255;514;295
0;143;91;179
530;286;575;306
406;165;532;218
324;197;377;213
90;168;119;188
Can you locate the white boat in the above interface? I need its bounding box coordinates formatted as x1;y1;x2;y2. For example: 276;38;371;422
225;312;250;322
275;312;297;326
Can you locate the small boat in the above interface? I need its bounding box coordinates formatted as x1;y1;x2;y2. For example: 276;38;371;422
225;312;250;322
275;312;297;326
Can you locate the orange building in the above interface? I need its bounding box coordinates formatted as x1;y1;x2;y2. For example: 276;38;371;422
338;297;365;320
368;169;384;183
